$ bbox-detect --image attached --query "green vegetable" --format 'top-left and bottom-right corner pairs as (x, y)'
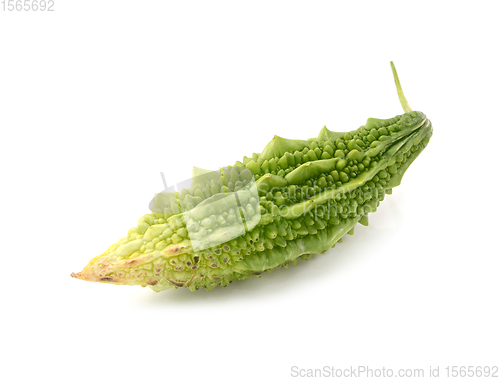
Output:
(71, 62), (432, 292)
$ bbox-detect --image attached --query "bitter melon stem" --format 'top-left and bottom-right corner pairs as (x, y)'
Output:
(390, 61), (412, 113)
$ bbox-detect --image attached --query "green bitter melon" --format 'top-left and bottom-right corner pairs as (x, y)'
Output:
(71, 62), (432, 292)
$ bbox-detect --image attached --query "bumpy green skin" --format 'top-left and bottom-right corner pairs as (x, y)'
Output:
(72, 110), (432, 292)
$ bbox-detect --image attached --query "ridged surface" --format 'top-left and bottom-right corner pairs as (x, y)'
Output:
(71, 110), (432, 292)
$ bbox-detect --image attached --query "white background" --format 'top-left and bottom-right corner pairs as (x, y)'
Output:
(1, 1), (499, 380)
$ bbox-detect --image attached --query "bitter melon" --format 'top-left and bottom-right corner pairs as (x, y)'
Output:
(71, 62), (432, 292)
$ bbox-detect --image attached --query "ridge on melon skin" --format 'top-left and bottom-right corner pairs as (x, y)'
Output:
(71, 62), (432, 292)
